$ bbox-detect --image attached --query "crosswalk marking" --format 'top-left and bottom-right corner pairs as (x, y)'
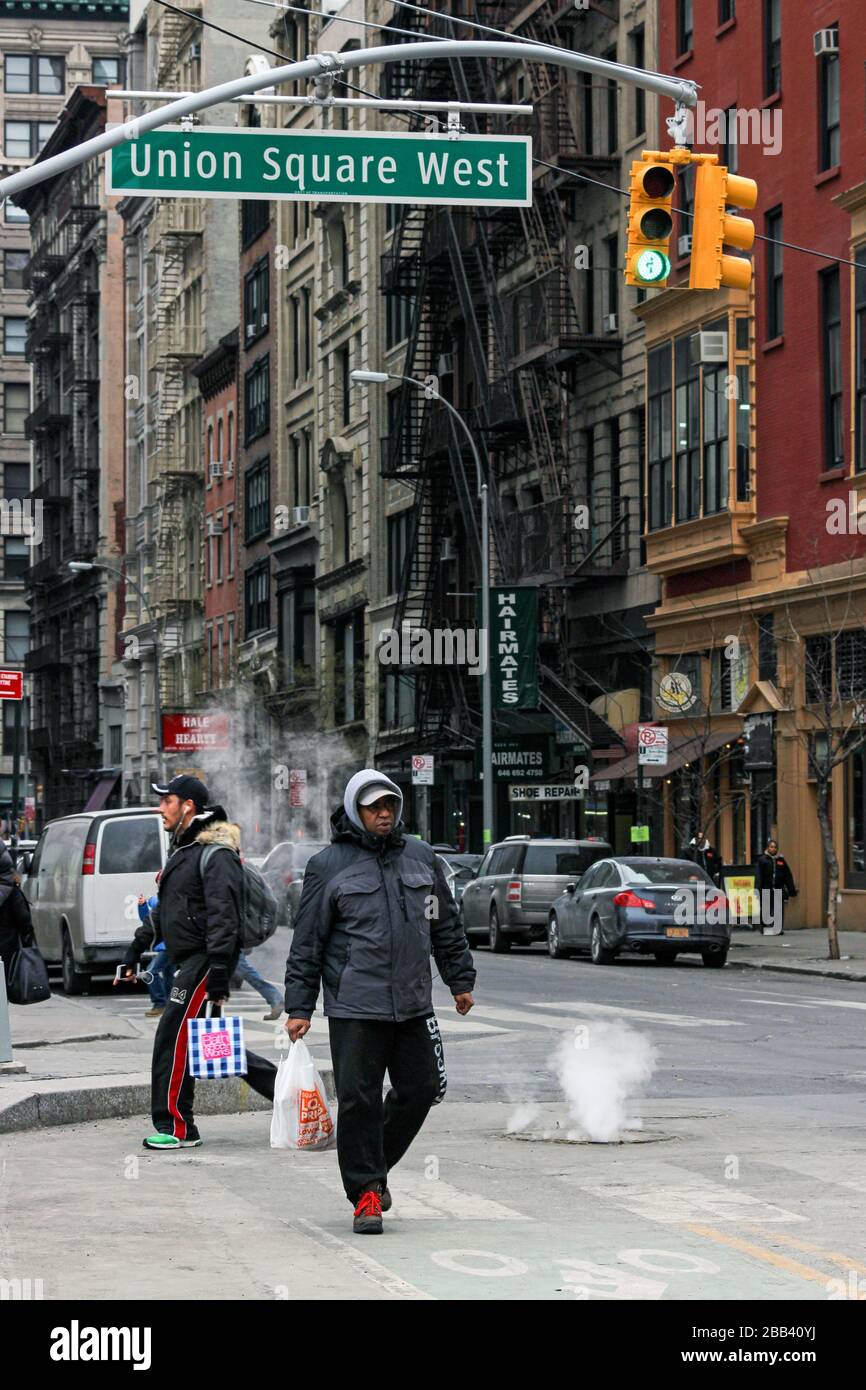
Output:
(484, 1000), (743, 1030)
(576, 1180), (806, 1225)
(305, 1167), (530, 1221)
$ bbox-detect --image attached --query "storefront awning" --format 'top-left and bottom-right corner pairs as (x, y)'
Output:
(591, 729), (735, 784)
(83, 772), (120, 812)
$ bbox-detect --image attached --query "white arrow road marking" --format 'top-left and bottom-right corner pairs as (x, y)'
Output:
(523, 1001), (743, 1029)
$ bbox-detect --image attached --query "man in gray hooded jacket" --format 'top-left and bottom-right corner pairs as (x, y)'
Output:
(284, 768), (476, 1234)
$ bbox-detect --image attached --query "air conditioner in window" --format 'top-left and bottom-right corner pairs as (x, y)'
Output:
(693, 330), (728, 364)
(225, 459), (234, 477)
(245, 323), (256, 340)
(602, 313), (618, 333)
(188, 41), (201, 60)
(440, 537), (456, 561)
(207, 517), (223, 537)
(814, 29), (839, 57)
(437, 352), (455, 376)
(261, 311), (268, 328)
(678, 234), (692, 257)
(292, 505), (310, 525)
(209, 459), (223, 480)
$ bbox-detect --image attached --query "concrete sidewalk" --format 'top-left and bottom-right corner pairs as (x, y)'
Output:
(0, 993), (321, 1135)
(729, 926), (866, 981)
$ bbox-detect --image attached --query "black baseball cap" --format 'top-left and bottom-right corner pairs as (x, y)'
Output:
(151, 775), (209, 810)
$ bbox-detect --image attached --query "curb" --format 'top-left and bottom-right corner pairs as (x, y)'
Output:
(0, 1065), (336, 1135)
(729, 958), (866, 983)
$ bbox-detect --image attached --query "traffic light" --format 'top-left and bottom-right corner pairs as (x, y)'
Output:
(689, 161), (759, 291)
(625, 154), (677, 288)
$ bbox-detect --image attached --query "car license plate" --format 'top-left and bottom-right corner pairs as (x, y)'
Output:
(666, 927), (689, 938)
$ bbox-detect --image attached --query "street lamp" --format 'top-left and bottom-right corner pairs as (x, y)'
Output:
(68, 560), (164, 782)
(351, 368), (494, 849)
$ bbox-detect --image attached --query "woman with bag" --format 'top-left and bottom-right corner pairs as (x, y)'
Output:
(0, 849), (50, 1004)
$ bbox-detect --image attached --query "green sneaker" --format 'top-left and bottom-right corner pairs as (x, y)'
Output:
(142, 1134), (202, 1151)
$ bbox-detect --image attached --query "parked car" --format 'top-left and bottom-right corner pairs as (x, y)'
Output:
(4, 838), (38, 878)
(23, 808), (169, 994)
(259, 839), (329, 927)
(460, 836), (612, 951)
(546, 856), (730, 967)
(435, 851), (482, 905)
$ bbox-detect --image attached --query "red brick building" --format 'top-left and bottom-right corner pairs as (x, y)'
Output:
(191, 328), (239, 694)
(642, 1), (866, 926)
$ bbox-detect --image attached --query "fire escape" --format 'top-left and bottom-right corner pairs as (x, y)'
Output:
(377, 2), (628, 764)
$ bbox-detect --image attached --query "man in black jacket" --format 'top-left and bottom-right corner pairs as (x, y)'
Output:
(755, 838), (797, 935)
(285, 768), (476, 1235)
(118, 776), (277, 1150)
(683, 829), (724, 887)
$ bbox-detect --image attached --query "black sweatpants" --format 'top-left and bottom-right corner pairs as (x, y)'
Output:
(151, 952), (277, 1141)
(328, 1013), (447, 1204)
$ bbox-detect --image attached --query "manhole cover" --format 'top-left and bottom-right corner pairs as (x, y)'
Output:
(504, 1127), (677, 1146)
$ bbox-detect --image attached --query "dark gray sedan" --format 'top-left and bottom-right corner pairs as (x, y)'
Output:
(546, 856), (730, 967)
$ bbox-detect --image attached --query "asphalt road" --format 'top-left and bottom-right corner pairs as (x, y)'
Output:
(4, 939), (866, 1300)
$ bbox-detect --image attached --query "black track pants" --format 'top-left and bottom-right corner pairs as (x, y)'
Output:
(327, 1013), (447, 1203)
(150, 952), (277, 1140)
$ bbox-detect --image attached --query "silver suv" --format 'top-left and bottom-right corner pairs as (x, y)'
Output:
(460, 836), (612, 952)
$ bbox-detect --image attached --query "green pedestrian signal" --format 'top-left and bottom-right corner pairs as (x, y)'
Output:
(632, 249), (671, 285)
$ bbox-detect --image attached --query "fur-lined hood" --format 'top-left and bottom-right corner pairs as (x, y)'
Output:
(196, 819), (241, 851)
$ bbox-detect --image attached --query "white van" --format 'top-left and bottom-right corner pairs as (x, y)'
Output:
(24, 808), (169, 994)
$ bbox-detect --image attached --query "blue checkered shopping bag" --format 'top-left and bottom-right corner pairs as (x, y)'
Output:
(187, 1003), (247, 1079)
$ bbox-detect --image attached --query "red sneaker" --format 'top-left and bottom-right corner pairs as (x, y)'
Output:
(353, 1188), (383, 1235)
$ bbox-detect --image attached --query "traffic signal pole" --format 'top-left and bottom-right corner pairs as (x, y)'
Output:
(0, 41), (697, 202)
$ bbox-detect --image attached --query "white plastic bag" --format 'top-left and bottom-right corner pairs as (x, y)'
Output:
(270, 1038), (336, 1150)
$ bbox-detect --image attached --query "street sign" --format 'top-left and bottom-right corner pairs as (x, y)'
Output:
(412, 754), (434, 785)
(509, 784), (585, 801)
(0, 671), (23, 700)
(474, 735), (550, 782)
(162, 712), (230, 752)
(630, 824), (650, 843)
(107, 127), (532, 207)
(289, 769), (307, 808)
(638, 724), (668, 766)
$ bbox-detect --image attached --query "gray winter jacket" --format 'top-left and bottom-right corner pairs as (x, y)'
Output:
(284, 774), (475, 1022)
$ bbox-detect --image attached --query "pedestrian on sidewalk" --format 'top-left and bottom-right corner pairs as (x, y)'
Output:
(231, 951), (284, 1021)
(284, 768), (476, 1235)
(755, 838), (798, 935)
(136, 893), (174, 1018)
(683, 827), (724, 887)
(116, 775), (278, 1150)
(0, 846), (33, 976)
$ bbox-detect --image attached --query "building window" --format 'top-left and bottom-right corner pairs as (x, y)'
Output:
(603, 234), (618, 319)
(4, 199), (27, 225)
(757, 614), (777, 682)
(857, 256), (866, 472)
(765, 207), (783, 339)
(604, 49), (618, 155)
(4, 383), (29, 433)
(581, 71), (594, 155)
(805, 634), (833, 705)
(677, 0), (693, 55)
(386, 287), (415, 350)
(337, 344), (351, 428)
(846, 747), (866, 888)
(227, 409), (235, 467)
(244, 456), (270, 541)
(703, 348), (729, 516)
(4, 611), (28, 663)
(387, 510), (417, 595)
(3, 318), (27, 355)
(226, 508), (235, 577)
(647, 344), (673, 530)
(4, 120), (55, 159)
(244, 561), (270, 635)
(244, 355), (269, 442)
(216, 418), (224, 466)
(329, 473), (351, 568)
(722, 106), (738, 172)
(736, 363), (752, 501)
(281, 576), (316, 688)
(4, 53), (64, 95)
(675, 332), (700, 522)
(4, 463), (28, 499)
(3, 250), (28, 290)
(92, 55), (125, 86)
(241, 199), (269, 248)
(822, 267), (843, 471)
(334, 608), (365, 725)
(2, 699), (26, 756)
(4, 538), (28, 580)
(764, 0), (781, 96)
(243, 256), (269, 344)
(380, 669), (416, 731)
(719, 0), (735, 22)
(303, 286), (312, 376)
(819, 29), (840, 171)
(630, 29), (645, 136)
(214, 515), (223, 583)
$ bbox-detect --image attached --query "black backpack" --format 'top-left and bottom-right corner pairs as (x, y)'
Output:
(199, 845), (278, 949)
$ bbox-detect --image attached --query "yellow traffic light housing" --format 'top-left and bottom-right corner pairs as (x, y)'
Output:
(625, 154), (677, 287)
(690, 162), (759, 291)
